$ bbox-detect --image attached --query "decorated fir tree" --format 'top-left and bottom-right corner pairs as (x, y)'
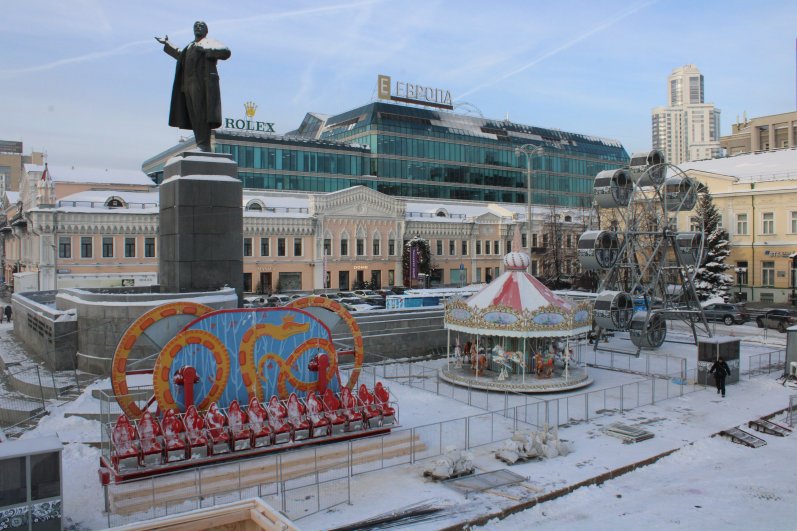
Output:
(692, 191), (732, 301)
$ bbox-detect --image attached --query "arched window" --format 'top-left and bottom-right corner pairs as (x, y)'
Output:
(435, 208), (449, 218)
(105, 196), (126, 209)
(246, 200), (265, 211)
(564, 215), (572, 222)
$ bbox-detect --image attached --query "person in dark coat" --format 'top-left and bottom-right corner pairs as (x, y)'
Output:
(156, 21), (231, 151)
(709, 357), (731, 397)
(3, 304), (11, 323)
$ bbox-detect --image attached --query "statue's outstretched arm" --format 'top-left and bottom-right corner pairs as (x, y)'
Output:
(155, 36), (180, 59)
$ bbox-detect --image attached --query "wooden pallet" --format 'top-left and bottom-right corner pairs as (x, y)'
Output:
(495, 453), (541, 465)
(603, 423), (654, 444)
(423, 468), (474, 481)
(720, 427), (767, 448)
(748, 418), (792, 437)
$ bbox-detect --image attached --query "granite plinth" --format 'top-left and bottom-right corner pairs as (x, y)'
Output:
(159, 151), (243, 301)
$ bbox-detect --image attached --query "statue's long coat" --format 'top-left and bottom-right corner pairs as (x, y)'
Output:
(163, 38), (230, 130)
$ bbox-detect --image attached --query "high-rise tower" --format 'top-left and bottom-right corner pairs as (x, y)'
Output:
(652, 65), (721, 164)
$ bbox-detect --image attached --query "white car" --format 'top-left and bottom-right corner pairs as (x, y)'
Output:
(340, 297), (376, 312)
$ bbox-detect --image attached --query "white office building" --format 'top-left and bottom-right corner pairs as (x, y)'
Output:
(651, 65), (721, 165)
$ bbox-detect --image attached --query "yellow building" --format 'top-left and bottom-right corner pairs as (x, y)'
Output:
(678, 149), (797, 303)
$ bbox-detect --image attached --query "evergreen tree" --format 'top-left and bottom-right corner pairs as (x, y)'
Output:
(692, 191), (732, 301)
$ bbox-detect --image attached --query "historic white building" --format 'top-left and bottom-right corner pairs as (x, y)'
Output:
(1, 165), (590, 293)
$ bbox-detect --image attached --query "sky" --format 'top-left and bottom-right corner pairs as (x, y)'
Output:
(2, 0), (797, 171)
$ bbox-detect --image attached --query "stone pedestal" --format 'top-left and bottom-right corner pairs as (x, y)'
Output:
(697, 337), (740, 387)
(159, 151), (243, 301)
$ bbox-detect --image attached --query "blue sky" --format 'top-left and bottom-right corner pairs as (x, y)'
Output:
(2, 0), (796, 170)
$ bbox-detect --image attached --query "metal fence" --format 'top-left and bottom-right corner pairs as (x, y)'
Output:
(104, 445), (350, 527)
(0, 364), (83, 433)
(746, 349), (786, 377)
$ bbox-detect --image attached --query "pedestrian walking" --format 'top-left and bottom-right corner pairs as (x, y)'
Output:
(709, 357), (731, 397)
(4, 304), (11, 323)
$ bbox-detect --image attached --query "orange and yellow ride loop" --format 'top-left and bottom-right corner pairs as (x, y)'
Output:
(286, 296), (364, 390)
(111, 301), (214, 419)
(252, 337), (337, 400)
(151, 329), (230, 413)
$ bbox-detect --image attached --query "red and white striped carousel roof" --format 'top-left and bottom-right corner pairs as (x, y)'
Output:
(466, 269), (573, 313)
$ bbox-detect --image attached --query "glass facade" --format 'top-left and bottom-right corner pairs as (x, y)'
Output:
(143, 101), (629, 207)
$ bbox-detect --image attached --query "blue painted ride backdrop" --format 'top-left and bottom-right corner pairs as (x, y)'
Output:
(166, 308), (339, 410)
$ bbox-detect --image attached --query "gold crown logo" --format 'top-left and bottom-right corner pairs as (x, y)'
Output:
(244, 101), (257, 118)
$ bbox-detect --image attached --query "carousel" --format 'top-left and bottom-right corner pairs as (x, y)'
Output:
(441, 234), (594, 393)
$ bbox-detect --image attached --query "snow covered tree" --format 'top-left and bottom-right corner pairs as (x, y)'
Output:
(691, 191), (732, 301)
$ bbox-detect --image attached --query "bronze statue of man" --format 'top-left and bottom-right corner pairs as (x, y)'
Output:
(156, 21), (231, 152)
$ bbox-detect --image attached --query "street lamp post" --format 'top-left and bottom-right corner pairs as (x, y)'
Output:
(515, 143), (559, 274)
(735, 266), (747, 302)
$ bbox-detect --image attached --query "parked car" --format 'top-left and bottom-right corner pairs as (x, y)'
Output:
(266, 295), (292, 307)
(701, 303), (749, 325)
(319, 292), (343, 300)
(353, 290), (379, 298)
(339, 297), (376, 312)
(243, 296), (268, 308)
(756, 309), (797, 332)
(375, 289), (395, 299)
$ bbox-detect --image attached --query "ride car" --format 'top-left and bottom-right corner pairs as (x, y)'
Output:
(701, 303), (749, 325)
(756, 309), (797, 332)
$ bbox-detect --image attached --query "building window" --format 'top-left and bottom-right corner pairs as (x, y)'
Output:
(373, 239), (380, 256)
(485, 241), (491, 255)
(102, 237), (114, 258)
(294, 238), (302, 256)
(521, 233), (527, 248)
(736, 213), (748, 235)
(243, 237), (253, 257)
(144, 237), (155, 257)
(124, 237), (136, 258)
(341, 238), (349, 256)
(791, 212), (797, 233)
(436, 240), (443, 255)
(476, 241), (482, 255)
(58, 237), (71, 258)
(506, 240), (511, 253)
(762, 212), (774, 235)
(388, 270), (395, 286)
(356, 238), (365, 256)
(388, 239), (395, 256)
(261, 237), (270, 256)
(476, 267), (482, 282)
(532, 234), (538, 248)
(449, 240), (455, 255)
(324, 238), (331, 256)
(543, 234), (549, 247)
(243, 272), (252, 292)
(762, 261), (775, 287)
(494, 240), (499, 254)
(277, 238), (286, 256)
(81, 237), (93, 258)
(461, 240), (468, 255)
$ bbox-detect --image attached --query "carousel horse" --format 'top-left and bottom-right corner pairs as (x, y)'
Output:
(471, 346), (488, 375)
(492, 346), (511, 381)
(453, 345), (463, 369)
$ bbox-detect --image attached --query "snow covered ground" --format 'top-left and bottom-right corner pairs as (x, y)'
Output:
(2, 318), (796, 530)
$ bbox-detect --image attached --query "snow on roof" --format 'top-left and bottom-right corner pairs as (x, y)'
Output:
(5, 191), (20, 204)
(675, 149), (797, 181)
(56, 190), (159, 213)
(45, 165), (154, 186)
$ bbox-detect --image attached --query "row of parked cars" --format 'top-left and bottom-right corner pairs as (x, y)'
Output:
(244, 289), (399, 313)
(698, 303), (797, 332)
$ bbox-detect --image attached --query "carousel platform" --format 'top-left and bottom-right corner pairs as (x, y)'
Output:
(439, 364), (593, 394)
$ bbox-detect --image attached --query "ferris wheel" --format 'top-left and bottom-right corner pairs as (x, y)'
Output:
(578, 150), (711, 351)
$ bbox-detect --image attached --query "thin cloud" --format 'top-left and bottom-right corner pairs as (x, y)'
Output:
(456, 0), (658, 100)
(0, 0), (383, 79)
